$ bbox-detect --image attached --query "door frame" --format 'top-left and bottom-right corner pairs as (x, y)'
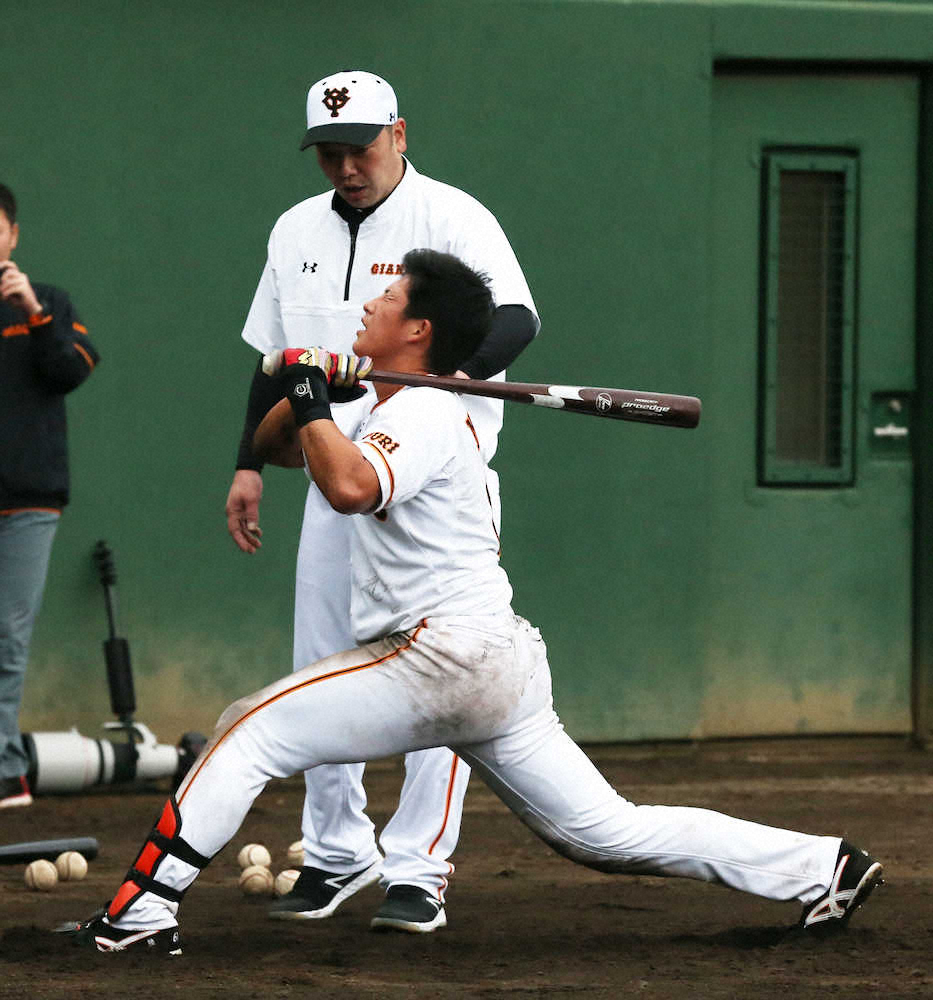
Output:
(714, 59), (933, 747)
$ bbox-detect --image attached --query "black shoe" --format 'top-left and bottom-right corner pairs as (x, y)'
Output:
(370, 884), (447, 934)
(799, 840), (884, 933)
(59, 907), (182, 955)
(0, 774), (32, 809)
(268, 860), (381, 920)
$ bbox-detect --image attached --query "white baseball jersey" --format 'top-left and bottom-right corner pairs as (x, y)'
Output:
(241, 158), (538, 458)
(351, 387), (513, 642)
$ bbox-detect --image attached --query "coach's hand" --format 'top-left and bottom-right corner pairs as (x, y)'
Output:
(225, 470), (263, 554)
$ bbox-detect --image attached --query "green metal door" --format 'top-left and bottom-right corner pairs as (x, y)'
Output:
(703, 73), (917, 735)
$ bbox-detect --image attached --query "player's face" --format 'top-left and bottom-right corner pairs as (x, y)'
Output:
(354, 276), (419, 363)
(315, 120), (407, 209)
(0, 212), (18, 262)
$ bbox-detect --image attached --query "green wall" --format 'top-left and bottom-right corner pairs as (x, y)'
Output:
(3, 0), (933, 744)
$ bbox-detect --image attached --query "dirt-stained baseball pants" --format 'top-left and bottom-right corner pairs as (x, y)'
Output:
(115, 615), (840, 930)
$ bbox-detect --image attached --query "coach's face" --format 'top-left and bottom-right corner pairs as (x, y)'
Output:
(355, 276), (424, 364)
(315, 120), (407, 209)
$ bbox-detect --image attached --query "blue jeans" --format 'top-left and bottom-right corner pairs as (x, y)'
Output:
(0, 510), (59, 779)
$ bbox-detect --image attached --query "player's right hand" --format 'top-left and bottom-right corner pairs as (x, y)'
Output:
(225, 469), (263, 554)
(330, 350), (374, 391)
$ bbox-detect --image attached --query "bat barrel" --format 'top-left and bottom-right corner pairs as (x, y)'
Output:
(575, 387), (702, 428)
(369, 371), (701, 429)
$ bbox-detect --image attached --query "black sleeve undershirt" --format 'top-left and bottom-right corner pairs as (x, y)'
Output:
(235, 359), (285, 472)
(459, 304), (538, 381)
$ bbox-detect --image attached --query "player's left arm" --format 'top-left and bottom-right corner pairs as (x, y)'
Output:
(281, 356), (380, 514)
(298, 420), (380, 515)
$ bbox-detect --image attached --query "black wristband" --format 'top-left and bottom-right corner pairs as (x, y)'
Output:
(283, 366), (333, 427)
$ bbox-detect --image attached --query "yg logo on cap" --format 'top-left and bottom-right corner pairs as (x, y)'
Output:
(323, 87), (350, 118)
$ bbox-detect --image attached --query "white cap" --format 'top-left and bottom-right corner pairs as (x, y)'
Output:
(301, 70), (398, 149)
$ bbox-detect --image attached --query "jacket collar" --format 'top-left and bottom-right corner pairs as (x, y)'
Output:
(330, 157), (417, 230)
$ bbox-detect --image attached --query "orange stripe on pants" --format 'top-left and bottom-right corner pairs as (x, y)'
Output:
(178, 625), (425, 804)
(428, 755), (460, 855)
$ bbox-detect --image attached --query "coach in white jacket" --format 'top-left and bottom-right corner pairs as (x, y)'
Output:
(224, 70), (538, 932)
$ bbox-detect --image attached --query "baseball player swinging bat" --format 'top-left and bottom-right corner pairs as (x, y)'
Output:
(256, 350), (700, 469)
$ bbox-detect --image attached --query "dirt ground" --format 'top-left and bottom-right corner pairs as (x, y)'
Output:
(1, 736), (931, 999)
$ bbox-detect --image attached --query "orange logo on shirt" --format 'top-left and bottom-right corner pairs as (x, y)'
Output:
(370, 262), (404, 275)
(363, 431), (400, 454)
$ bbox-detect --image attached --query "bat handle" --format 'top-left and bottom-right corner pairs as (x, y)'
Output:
(262, 351), (283, 376)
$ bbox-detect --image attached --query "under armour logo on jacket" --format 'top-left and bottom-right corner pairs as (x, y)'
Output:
(303, 262), (318, 273)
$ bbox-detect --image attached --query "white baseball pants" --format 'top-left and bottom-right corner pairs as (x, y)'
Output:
(294, 472), (469, 896)
(120, 615), (840, 930)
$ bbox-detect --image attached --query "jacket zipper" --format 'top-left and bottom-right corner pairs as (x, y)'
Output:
(344, 219), (361, 301)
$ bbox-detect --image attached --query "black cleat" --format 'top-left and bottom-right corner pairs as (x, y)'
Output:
(59, 907), (182, 955)
(268, 860), (381, 920)
(370, 884), (447, 934)
(799, 840), (884, 933)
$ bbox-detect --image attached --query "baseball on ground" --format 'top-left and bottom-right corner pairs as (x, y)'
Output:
(274, 868), (301, 897)
(55, 851), (89, 881)
(237, 843), (272, 869)
(238, 864), (274, 896)
(24, 859), (59, 891)
(286, 840), (303, 866)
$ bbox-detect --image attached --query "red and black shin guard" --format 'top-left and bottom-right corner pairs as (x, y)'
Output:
(107, 796), (211, 921)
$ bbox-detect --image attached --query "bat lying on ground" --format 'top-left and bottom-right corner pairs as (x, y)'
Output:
(0, 837), (99, 865)
(255, 358), (702, 467)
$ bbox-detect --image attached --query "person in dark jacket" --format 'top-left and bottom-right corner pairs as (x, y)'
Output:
(0, 183), (99, 808)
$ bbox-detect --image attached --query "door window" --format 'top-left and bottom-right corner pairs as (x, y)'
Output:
(759, 150), (858, 485)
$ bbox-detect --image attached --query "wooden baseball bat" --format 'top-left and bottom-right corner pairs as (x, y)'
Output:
(260, 353), (701, 428)
(0, 836), (99, 865)
(254, 355), (701, 466)
(367, 370), (701, 429)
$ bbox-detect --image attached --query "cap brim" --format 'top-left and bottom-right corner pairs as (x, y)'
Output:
(300, 122), (385, 150)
